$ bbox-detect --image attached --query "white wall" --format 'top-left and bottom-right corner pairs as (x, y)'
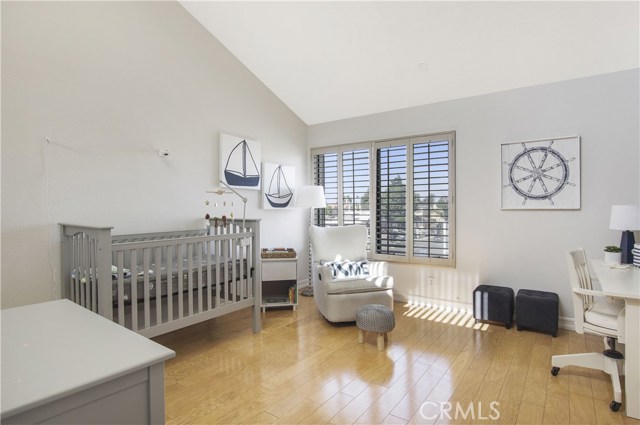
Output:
(1, 1), (309, 308)
(3, 2), (638, 320)
(308, 69), (640, 321)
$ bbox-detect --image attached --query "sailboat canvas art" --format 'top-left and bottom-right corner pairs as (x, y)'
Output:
(220, 133), (261, 190)
(262, 163), (295, 210)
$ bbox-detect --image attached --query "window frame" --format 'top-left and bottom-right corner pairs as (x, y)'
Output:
(310, 131), (456, 267)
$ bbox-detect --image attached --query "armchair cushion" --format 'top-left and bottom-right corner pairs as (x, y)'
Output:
(585, 301), (624, 330)
(322, 274), (394, 295)
(322, 260), (369, 277)
(317, 261), (394, 295)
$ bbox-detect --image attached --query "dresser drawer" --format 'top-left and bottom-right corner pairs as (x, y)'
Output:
(262, 260), (296, 281)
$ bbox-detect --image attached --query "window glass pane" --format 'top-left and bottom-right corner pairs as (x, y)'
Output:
(413, 140), (450, 259)
(376, 145), (407, 257)
(312, 152), (338, 226)
(342, 149), (370, 227)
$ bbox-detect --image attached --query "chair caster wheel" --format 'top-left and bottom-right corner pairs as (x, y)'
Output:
(550, 367), (560, 376)
(609, 401), (621, 412)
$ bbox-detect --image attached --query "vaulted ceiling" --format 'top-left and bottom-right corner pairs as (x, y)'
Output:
(181, 1), (639, 125)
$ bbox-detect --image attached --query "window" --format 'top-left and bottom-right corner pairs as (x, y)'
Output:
(311, 132), (455, 266)
(312, 144), (371, 230)
(312, 151), (339, 226)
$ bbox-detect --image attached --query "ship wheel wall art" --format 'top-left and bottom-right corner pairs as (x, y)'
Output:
(501, 136), (580, 210)
(220, 133), (261, 190)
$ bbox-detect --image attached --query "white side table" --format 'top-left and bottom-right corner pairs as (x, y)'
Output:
(261, 257), (298, 312)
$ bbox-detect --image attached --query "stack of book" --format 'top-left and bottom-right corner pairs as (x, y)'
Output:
(633, 243), (640, 268)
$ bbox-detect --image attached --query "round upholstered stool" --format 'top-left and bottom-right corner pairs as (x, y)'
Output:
(356, 304), (395, 350)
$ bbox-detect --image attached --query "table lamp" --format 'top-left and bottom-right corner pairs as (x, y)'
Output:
(294, 185), (327, 297)
(609, 205), (640, 264)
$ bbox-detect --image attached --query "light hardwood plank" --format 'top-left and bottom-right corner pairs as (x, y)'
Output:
(516, 401), (545, 424)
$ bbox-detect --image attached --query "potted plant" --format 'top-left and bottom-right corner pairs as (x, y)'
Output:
(604, 245), (622, 265)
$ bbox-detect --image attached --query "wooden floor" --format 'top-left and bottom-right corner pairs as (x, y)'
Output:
(153, 297), (638, 425)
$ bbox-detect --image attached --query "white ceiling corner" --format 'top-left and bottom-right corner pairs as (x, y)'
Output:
(180, 1), (640, 125)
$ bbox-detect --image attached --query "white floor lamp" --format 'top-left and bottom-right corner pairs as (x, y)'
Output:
(294, 185), (326, 297)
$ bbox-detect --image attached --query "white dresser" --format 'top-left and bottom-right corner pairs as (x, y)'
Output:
(1, 299), (175, 424)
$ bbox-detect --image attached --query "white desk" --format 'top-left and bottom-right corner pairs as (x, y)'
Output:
(592, 261), (640, 419)
(1, 300), (175, 424)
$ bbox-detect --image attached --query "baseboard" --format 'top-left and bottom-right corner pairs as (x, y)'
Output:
(394, 291), (577, 331)
(298, 278), (310, 288)
(393, 291), (472, 312)
(304, 286), (577, 332)
(558, 316), (575, 331)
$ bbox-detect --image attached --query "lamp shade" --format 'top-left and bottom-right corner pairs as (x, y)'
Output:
(609, 205), (640, 231)
(294, 185), (326, 209)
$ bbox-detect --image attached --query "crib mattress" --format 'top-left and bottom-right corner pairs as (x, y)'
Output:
(71, 257), (249, 304)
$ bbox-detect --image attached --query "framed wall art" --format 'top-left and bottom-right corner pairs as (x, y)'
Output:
(219, 133), (261, 190)
(501, 136), (580, 210)
(262, 162), (295, 209)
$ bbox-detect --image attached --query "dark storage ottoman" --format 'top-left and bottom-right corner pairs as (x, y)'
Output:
(516, 289), (559, 337)
(473, 284), (514, 329)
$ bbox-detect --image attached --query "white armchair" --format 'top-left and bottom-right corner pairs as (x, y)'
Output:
(309, 225), (394, 322)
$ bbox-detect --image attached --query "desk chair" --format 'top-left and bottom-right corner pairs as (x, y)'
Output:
(551, 248), (626, 412)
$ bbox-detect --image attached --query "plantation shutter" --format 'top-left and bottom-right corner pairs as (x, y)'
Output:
(375, 144), (408, 257)
(341, 149), (370, 227)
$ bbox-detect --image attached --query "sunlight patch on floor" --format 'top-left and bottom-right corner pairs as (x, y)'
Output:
(402, 302), (489, 331)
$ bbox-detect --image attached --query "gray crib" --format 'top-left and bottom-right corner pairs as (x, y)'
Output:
(60, 220), (261, 338)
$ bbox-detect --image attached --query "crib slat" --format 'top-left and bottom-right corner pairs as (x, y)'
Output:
(144, 249), (151, 329)
(206, 241), (212, 311)
(229, 227), (234, 302)
(215, 239), (221, 307)
(155, 246), (162, 326)
(239, 238), (246, 300)
(71, 235), (78, 305)
(188, 245), (194, 316)
(71, 236), (77, 305)
(117, 251), (125, 325)
(167, 246), (173, 323)
(89, 239), (96, 311)
(80, 234), (86, 305)
(197, 242), (203, 314)
(86, 237), (90, 310)
(74, 235), (81, 305)
(89, 235), (96, 310)
(86, 235), (92, 309)
(247, 234), (253, 300)
(219, 227), (225, 302)
(231, 229), (238, 301)
(130, 250), (138, 332)
(177, 244), (184, 319)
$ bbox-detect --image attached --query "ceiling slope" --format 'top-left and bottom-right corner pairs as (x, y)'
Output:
(181, 1), (639, 125)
